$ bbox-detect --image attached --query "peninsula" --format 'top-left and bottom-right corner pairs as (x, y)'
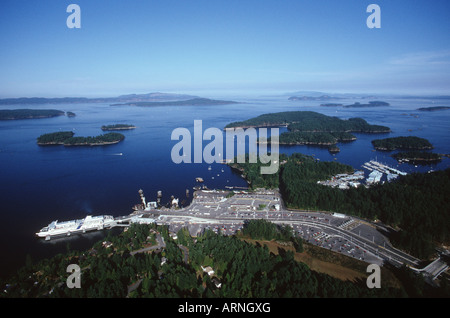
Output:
(37, 131), (125, 146)
(371, 136), (433, 151)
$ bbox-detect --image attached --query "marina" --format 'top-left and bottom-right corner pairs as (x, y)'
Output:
(317, 160), (408, 189)
(362, 160), (407, 185)
(2, 96), (449, 281)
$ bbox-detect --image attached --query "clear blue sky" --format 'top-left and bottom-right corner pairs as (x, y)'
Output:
(1, 0), (450, 97)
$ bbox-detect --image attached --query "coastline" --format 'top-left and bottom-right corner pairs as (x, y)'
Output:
(38, 140), (123, 147)
(101, 127), (136, 131)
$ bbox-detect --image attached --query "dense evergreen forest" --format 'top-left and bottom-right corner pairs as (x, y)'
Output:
(37, 131), (125, 146)
(37, 131), (75, 144)
(0, 109), (65, 120)
(230, 153), (450, 259)
(372, 136), (433, 151)
(5, 222), (447, 298)
(64, 133), (125, 145)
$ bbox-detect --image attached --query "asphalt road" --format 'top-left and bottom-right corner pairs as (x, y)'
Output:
(130, 189), (425, 269)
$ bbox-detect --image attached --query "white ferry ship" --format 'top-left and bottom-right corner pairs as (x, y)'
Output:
(36, 215), (116, 240)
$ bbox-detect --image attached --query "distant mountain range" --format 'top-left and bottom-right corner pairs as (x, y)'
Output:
(0, 92), (202, 105)
(288, 95), (344, 101)
(285, 91), (450, 100)
(111, 98), (239, 107)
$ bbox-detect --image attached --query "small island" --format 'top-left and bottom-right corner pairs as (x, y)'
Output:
(111, 98), (238, 107)
(372, 136), (433, 151)
(66, 111), (76, 117)
(343, 101), (390, 108)
(226, 111), (390, 150)
(0, 109), (65, 120)
(101, 124), (136, 131)
(392, 151), (442, 164)
(417, 106), (450, 112)
(37, 131), (125, 146)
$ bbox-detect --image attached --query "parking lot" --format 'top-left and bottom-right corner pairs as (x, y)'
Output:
(292, 223), (382, 265)
(140, 189), (413, 267)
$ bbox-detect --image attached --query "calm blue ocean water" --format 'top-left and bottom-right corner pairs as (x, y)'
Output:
(0, 96), (449, 278)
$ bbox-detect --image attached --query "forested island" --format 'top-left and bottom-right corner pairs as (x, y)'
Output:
(37, 131), (125, 146)
(274, 131), (356, 146)
(288, 95), (342, 101)
(372, 136), (433, 151)
(320, 103), (343, 107)
(343, 101), (390, 108)
(417, 106), (450, 112)
(0, 109), (65, 120)
(101, 124), (136, 131)
(4, 220), (446, 298)
(229, 153), (450, 259)
(226, 111), (390, 148)
(392, 151), (442, 164)
(0, 92), (200, 105)
(111, 98), (238, 107)
(328, 145), (340, 154)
